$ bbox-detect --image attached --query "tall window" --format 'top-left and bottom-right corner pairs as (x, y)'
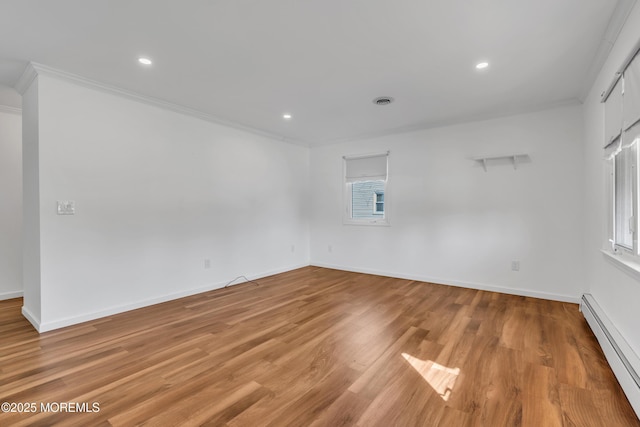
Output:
(343, 152), (389, 225)
(605, 51), (640, 255)
(613, 143), (636, 250)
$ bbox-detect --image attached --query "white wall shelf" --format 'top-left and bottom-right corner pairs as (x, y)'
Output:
(473, 154), (530, 171)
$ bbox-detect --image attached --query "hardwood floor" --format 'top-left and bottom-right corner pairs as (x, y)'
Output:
(1, 266), (638, 426)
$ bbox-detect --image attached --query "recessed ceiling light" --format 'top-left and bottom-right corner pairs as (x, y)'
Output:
(283, 114), (292, 119)
(138, 57), (152, 66)
(476, 61), (489, 70)
(373, 96), (394, 106)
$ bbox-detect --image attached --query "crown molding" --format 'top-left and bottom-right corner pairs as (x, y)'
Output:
(12, 63), (584, 149)
(15, 62), (310, 147)
(0, 105), (22, 115)
(15, 62), (38, 95)
(314, 99), (582, 147)
(579, 0), (637, 101)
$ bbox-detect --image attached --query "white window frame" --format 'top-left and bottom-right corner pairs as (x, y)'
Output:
(605, 66), (640, 263)
(609, 137), (639, 255)
(601, 42), (640, 276)
(373, 191), (384, 214)
(343, 152), (390, 226)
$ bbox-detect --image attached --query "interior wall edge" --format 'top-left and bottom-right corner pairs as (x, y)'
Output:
(0, 104), (21, 115)
(310, 262), (581, 304)
(34, 263), (310, 333)
(0, 290), (24, 301)
(23, 62), (308, 147)
(21, 304), (41, 332)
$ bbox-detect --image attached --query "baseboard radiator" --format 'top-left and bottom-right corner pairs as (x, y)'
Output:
(581, 294), (640, 418)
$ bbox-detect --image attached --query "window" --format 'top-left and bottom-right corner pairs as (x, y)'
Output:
(611, 139), (637, 251)
(343, 152), (389, 225)
(351, 180), (385, 218)
(374, 191), (384, 214)
(605, 51), (640, 256)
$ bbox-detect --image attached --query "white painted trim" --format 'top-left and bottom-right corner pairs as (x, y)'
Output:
(342, 219), (391, 227)
(580, 0), (637, 101)
(14, 62), (37, 95)
(0, 105), (21, 115)
(34, 263), (309, 333)
(310, 262), (581, 304)
(581, 294), (640, 418)
(315, 99), (583, 147)
(0, 290), (23, 301)
(14, 62), (309, 147)
(602, 249), (640, 281)
(343, 153), (391, 227)
(13, 63), (587, 149)
(604, 0), (637, 52)
(21, 305), (41, 332)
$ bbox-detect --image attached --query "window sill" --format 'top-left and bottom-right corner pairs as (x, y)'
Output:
(601, 249), (640, 281)
(343, 219), (390, 227)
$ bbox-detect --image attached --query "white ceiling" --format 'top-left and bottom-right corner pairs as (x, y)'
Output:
(0, 0), (628, 145)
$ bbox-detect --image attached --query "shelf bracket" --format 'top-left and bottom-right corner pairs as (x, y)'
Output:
(473, 153), (529, 172)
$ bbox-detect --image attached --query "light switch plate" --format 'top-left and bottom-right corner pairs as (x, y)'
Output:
(57, 201), (75, 215)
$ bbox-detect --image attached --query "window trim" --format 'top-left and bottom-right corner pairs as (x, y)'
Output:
(343, 152), (390, 226)
(611, 139), (638, 254)
(602, 40), (640, 276)
(373, 191), (384, 214)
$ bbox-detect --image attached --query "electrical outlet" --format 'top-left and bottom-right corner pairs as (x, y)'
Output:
(57, 200), (75, 215)
(328, 245), (333, 253)
(511, 261), (520, 271)
(204, 259), (211, 269)
(291, 245), (295, 253)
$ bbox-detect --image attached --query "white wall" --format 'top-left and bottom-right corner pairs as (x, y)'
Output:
(22, 80), (41, 323)
(310, 104), (585, 302)
(0, 109), (22, 300)
(22, 72), (310, 331)
(583, 2), (640, 359)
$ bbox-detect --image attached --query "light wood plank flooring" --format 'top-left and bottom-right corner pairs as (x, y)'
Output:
(1, 266), (638, 426)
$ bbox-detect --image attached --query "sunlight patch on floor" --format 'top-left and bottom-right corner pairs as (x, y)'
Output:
(402, 353), (460, 401)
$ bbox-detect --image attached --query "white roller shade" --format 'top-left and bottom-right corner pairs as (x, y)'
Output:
(345, 152), (388, 183)
(605, 77), (623, 146)
(624, 120), (640, 150)
(614, 141), (637, 250)
(605, 136), (622, 160)
(624, 53), (640, 131)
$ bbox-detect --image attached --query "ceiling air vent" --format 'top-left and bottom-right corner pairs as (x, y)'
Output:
(372, 96), (394, 106)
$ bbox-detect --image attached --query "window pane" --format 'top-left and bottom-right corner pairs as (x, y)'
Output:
(351, 180), (385, 218)
(615, 145), (635, 249)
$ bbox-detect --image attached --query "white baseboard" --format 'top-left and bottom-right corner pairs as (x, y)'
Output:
(0, 105), (21, 115)
(21, 305), (41, 331)
(0, 290), (24, 301)
(581, 294), (640, 419)
(27, 261), (580, 333)
(310, 262), (580, 303)
(35, 263), (309, 333)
